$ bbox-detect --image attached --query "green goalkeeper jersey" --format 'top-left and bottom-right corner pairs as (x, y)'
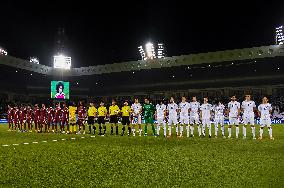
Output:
(143, 103), (155, 119)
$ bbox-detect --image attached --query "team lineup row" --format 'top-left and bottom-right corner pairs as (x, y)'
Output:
(6, 95), (274, 140)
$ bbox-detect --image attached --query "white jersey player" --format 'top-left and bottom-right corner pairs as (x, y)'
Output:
(200, 97), (213, 138)
(156, 100), (167, 137)
(131, 98), (142, 136)
(167, 97), (179, 137)
(241, 95), (256, 139)
(189, 96), (200, 137)
(213, 101), (225, 138)
(258, 97), (274, 140)
(227, 95), (240, 138)
(179, 97), (190, 137)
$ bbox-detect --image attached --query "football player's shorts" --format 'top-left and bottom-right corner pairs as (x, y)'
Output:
(243, 114), (255, 125)
(98, 116), (105, 125)
(229, 116), (239, 126)
(122, 116), (130, 126)
(260, 118), (271, 127)
(168, 116), (178, 125)
(88, 116), (95, 125)
(180, 115), (189, 125)
(190, 114), (200, 125)
(132, 115), (142, 125)
(214, 115), (224, 125)
(202, 118), (211, 127)
(144, 117), (154, 124)
(109, 115), (118, 124)
(69, 117), (76, 125)
(156, 117), (165, 125)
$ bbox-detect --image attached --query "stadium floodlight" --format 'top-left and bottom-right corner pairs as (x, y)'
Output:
(138, 46), (146, 60)
(276, 26), (284, 45)
(157, 43), (165, 58)
(138, 42), (165, 60)
(53, 54), (71, 69)
(145, 42), (156, 59)
(30, 57), (39, 64)
(0, 48), (8, 56)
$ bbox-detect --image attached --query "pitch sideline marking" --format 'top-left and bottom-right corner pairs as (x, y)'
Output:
(2, 135), (96, 148)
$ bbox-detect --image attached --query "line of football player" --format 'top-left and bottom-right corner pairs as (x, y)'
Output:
(6, 95), (274, 140)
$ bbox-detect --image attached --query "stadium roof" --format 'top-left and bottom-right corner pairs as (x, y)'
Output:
(0, 45), (283, 76)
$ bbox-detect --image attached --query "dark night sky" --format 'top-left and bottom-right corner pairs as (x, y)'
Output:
(1, 1), (283, 67)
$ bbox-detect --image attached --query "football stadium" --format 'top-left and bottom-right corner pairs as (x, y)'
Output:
(1, 2), (284, 188)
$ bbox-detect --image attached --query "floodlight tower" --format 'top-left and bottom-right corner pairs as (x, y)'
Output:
(276, 26), (284, 45)
(54, 28), (71, 81)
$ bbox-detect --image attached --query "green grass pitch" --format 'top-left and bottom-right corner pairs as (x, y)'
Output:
(0, 123), (283, 187)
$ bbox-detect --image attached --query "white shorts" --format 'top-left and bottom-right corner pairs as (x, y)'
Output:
(168, 116), (178, 125)
(229, 117), (239, 126)
(260, 118), (271, 127)
(214, 116), (224, 125)
(180, 115), (189, 125)
(132, 115), (142, 125)
(243, 115), (255, 125)
(190, 114), (200, 124)
(156, 118), (165, 126)
(202, 119), (211, 127)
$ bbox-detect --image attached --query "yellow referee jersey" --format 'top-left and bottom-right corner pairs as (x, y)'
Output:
(109, 105), (120, 116)
(98, 106), (107, 117)
(69, 106), (77, 119)
(121, 106), (131, 116)
(88, 106), (97, 117)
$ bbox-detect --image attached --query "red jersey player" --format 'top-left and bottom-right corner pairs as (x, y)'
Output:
(61, 102), (69, 134)
(47, 105), (54, 132)
(40, 104), (47, 132)
(53, 103), (61, 133)
(7, 105), (13, 131)
(34, 104), (40, 132)
(19, 106), (26, 132)
(77, 101), (86, 134)
(26, 105), (33, 132)
(13, 106), (20, 131)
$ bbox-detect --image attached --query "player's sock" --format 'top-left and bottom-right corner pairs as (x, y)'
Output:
(228, 127), (232, 137)
(236, 126), (239, 138)
(99, 125), (102, 134)
(93, 126), (96, 134)
(251, 127), (255, 138)
(122, 126), (125, 135)
(268, 127), (273, 138)
(89, 126), (91, 134)
(103, 126), (106, 134)
(198, 125), (201, 136)
(186, 126), (189, 137)
(260, 128), (263, 137)
(190, 125), (194, 135)
(115, 125), (118, 135)
(156, 125), (160, 135)
(221, 125), (225, 136)
(163, 124), (167, 137)
(168, 125), (172, 136)
(139, 128), (142, 136)
(175, 125), (178, 135)
(215, 124), (218, 136)
(151, 124), (156, 135)
(128, 127), (131, 135)
(208, 125), (211, 137)
(243, 126), (246, 138)
(202, 125), (205, 136)
(144, 125), (147, 134)
(180, 125), (183, 136)
(111, 126), (113, 134)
